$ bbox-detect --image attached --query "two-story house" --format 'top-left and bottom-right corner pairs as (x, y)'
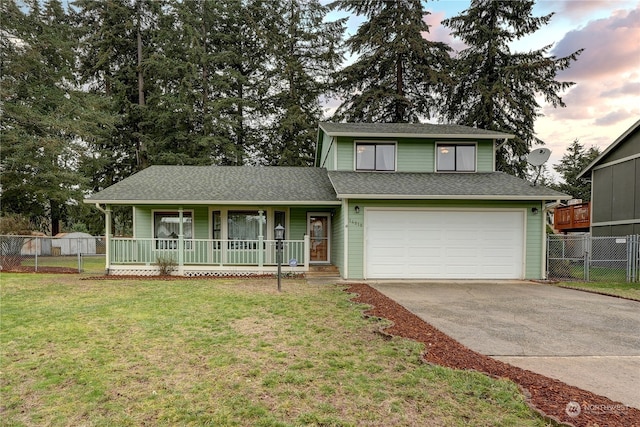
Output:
(85, 122), (568, 279)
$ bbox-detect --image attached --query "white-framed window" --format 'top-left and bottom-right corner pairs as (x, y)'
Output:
(228, 210), (265, 241)
(355, 142), (396, 171)
(210, 208), (289, 242)
(153, 211), (193, 249)
(436, 144), (476, 172)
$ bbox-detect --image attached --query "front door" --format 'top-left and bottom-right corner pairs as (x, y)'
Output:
(308, 213), (330, 263)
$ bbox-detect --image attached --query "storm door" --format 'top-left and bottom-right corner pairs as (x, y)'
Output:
(308, 213), (330, 263)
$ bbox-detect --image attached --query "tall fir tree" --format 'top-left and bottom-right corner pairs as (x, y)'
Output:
(553, 140), (600, 201)
(260, 0), (345, 166)
(73, 0), (162, 179)
(212, 0), (276, 165)
(1, 0), (113, 234)
(442, 0), (582, 178)
(141, 0), (222, 165)
(329, 0), (451, 123)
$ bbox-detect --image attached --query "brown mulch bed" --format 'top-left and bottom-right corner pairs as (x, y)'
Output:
(345, 283), (640, 427)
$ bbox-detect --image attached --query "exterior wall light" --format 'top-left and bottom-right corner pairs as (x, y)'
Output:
(275, 224), (285, 241)
(355, 206), (360, 214)
(531, 207), (539, 215)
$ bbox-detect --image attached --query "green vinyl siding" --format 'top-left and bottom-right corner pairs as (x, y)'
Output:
(525, 201), (544, 279)
(336, 137), (354, 170)
(477, 141), (494, 172)
(335, 137), (497, 172)
(397, 138), (431, 172)
(289, 208), (309, 240)
(345, 199), (543, 280)
(331, 204), (344, 273)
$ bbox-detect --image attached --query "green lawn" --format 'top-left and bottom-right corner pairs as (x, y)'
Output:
(0, 274), (553, 426)
(554, 280), (640, 301)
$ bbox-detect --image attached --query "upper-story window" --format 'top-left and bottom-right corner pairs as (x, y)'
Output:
(356, 142), (396, 171)
(437, 144), (476, 172)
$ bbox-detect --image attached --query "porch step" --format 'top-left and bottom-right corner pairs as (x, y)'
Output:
(305, 264), (340, 278)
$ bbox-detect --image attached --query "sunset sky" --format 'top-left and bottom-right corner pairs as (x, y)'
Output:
(327, 0), (640, 179)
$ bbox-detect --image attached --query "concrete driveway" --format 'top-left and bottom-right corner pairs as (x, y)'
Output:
(368, 281), (640, 409)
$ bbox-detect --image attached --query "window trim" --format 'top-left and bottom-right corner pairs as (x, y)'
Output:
(435, 142), (478, 173)
(354, 141), (397, 172)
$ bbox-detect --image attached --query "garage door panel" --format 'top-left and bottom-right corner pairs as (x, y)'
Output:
(365, 210), (524, 279)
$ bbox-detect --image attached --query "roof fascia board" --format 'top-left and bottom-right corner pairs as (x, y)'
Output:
(84, 199), (342, 206)
(323, 131), (514, 140)
(590, 152), (640, 172)
(317, 122), (514, 139)
(591, 218), (640, 227)
(334, 194), (569, 201)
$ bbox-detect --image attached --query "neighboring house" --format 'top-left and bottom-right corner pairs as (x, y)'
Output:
(84, 122), (568, 279)
(577, 119), (640, 237)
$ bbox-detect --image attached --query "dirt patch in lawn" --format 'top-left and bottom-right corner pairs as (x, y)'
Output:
(345, 283), (640, 427)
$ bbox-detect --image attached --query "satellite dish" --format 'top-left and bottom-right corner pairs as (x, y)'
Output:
(526, 148), (551, 167)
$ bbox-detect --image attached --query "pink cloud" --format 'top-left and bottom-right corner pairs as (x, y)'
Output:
(542, 84), (598, 119)
(601, 81), (640, 97)
(422, 10), (467, 53)
(552, 7), (640, 80)
(538, 0), (617, 20)
(594, 109), (639, 126)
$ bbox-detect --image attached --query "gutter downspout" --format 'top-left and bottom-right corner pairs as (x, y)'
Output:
(95, 203), (112, 274)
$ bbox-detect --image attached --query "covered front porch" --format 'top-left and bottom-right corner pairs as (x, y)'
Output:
(106, 235), (310, 276)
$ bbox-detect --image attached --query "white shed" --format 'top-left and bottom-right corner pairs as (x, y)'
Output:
(52, 232), (97, 255)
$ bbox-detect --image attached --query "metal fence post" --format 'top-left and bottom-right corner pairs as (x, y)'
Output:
(77, 237), (81, 273)
(630, 234), (640, 283)
(584, 234), (589, 281)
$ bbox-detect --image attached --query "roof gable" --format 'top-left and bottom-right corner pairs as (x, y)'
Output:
(578, 118), (640, 179)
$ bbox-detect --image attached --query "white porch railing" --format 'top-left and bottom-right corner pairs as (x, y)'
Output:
(110, 237), (309, 268)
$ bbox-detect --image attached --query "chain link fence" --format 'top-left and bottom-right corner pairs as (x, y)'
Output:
(0, 235), (106, 275)
(547, 234), (640, 282)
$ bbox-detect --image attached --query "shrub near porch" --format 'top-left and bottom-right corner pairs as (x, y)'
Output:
(1, 275), (550, 426)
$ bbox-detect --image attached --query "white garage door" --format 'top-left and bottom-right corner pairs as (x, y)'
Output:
(365, 210), (524, 279)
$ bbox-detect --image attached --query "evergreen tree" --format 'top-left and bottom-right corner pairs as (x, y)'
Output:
(330, 0), (451, 123)
(553, 140), (600, 201)
(442, 0), (582, 177)
(73, 0), (162, 178)
(141, 0), (221, 166)
(260, 0), (345, 166)
(212, 0), (276, 165)
(1, 0), (112, 234)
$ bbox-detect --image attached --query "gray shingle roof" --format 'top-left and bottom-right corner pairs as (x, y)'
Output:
(85, 166), (340, 204)
(85, 166), (569, 205)
(318, 122), (514, 139)
(327, 171), (569, 200)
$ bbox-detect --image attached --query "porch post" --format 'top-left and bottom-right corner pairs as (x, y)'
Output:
(258, 210), (264, 268)
(303, 234), (310, 272)
(105, 206), (112, 274)
(178, 207), (184, 274)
